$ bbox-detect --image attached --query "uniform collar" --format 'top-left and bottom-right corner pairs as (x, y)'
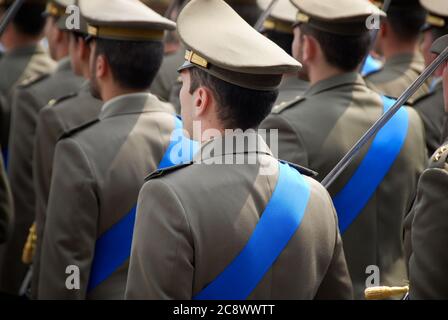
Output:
(280, 75), (309, 91)
(384, 51), (423, 68)
(99, 92), (166, 120)
(56, 57), (72, 72)
(305, 72), (364, 97)
(193, 131), (274, 163)
(430, 77), (443, 93)
(79, 80), (91, 93)
(6, 43), (39, 57)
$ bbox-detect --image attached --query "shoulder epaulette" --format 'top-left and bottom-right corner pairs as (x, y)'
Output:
(272, 95), (306, 114)
(19, 73), (50, 88)
(281, 160), (318, 178)
(58, 118), (100, 141)
(48, 92), (78, 107)
(430, 144), (448, 168)
(145, 162), (194, 181)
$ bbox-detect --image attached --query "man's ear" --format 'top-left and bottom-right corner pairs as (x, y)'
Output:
(302, 34), (317, 63)
(80, 39), (91, 62)
(95, 54), (108, 79)
(193, 86), (212, 117)
(379, 21), (388, 39)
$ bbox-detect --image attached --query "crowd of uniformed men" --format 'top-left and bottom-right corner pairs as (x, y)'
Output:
(0, 0), (447, 300)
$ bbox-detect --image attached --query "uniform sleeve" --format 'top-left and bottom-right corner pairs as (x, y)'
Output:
(38, 138), (98, 300)
(0, 154), (12, 244)
(409, 167), (448, 300)
(2, 87), (40, 294)
(32, 105), (63, 298)
(259, 113), (309, 167)
(315, 192), (354, 300)
(125, 179), (194, 300)
(0, 92), (11, 149)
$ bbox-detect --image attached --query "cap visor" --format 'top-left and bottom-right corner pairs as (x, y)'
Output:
(177, 61), (195, 73)
(431, 34), (448, 54)
(421, 23), (433, 32)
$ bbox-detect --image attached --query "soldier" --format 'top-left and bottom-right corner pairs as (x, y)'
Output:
(0, 154), (12, 244)
(365, 0), (430, 104)
(31, 3), (103, 298)
(125, 0), (353, 300)
(0, 0), (55, 161)
(259, 0), (427, 299)
(150, 0), (185, 109)
(404, 34), (448, 299)
(258, 0), (309, 104)
(0, 0), (83, 296)
(413, 0), (448, 156)
(38, 0), (191, 299)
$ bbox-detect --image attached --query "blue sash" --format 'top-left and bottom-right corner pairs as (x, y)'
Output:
(333, 96), (409, 233)
(87, 116), (198, 292)
(361, 55), (382, 77)
(194, 162), (311, 300)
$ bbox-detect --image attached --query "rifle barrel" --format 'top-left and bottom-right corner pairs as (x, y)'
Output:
(0, 0), (26, 37)
(254, 0), (280, 32)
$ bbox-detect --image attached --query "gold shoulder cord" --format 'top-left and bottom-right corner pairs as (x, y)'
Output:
(22, 223), (37, 265)
(365, 286), (409, 300)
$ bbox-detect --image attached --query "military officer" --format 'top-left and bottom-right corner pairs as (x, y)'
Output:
(0, 154), (12, 244)
(0, 0), (83, 296)
(258, 0), (309, 104)
(259, 0), (427, 299)
(38, 0), (185, 299)
(125, 0), (353, 300)
(0, 0), (56, 159)
(404, 34), (448, 299)
(31, 3), (103, 298)
(365, 0), (430, 104)
(412, 0), (448, 156)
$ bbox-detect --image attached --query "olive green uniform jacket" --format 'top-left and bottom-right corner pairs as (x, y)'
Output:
(38, 93), (176, 300)
(413, 79), (446, 157)
(0, 58), (82, 295)
(0, 44), (55, 151)
(125, 133), (353, 300)
(260, 72), (427, 299)
(364, 52), (430, 104)
(31, 81), (102, 298)
(404, 143), (448, 299)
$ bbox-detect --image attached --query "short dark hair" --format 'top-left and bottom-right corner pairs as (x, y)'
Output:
(299, 24), (371, 72)
(264, 30), (294, 55)
(189, 67), (278, 130)
(9, 2), (46, 37)
(94, 38), (164, 90)
(387, 8), (426, 42)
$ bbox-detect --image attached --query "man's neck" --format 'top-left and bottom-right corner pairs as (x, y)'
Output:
(52, 47), (70, 62)
(102, 87), (147, 103)
(382, 41), (418, 60)
(308, 64), (347, 87)
(4, 36), (39, 52)
(81, 62), (90, 79)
